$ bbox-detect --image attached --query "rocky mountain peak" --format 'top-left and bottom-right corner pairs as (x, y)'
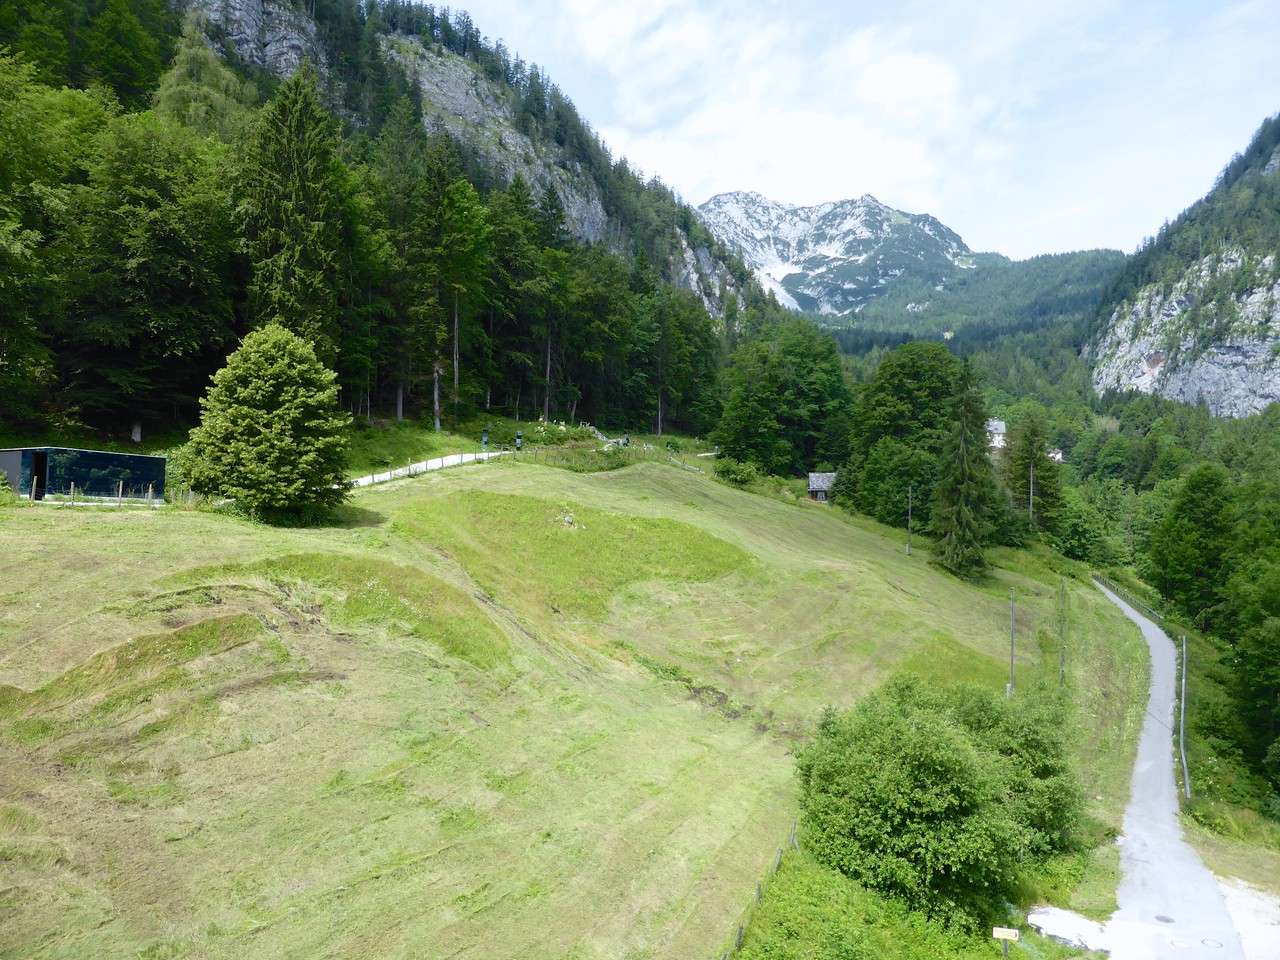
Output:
(696, 190), (972, 315)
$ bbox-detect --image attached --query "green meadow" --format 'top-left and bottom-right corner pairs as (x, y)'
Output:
(0, 459), (1149, 958)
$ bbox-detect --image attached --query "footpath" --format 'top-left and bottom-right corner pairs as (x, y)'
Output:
(350, 450), (505, 487)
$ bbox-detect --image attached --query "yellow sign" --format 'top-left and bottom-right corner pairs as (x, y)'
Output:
(992, 927), (1020, 941)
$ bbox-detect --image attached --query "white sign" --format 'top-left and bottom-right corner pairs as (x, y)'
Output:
(992, 927), (1020, 941)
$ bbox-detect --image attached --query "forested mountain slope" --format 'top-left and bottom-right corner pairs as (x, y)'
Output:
(0, 0), (768, 438)
(1090, 113), (1280, 417)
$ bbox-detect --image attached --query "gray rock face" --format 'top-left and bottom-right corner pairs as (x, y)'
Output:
(187, 0), (327, 78)
(381, 34), (739, 314)
(381, 37), (608, 245)
(1091, 250), (1280, 417)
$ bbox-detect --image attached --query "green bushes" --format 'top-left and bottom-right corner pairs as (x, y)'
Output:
(797, 676), (1081, 930)
(714, 457), (760, 486)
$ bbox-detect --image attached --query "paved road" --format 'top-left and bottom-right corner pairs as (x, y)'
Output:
(350, 450), (505, 487)
(1032, 584), (1243, 958)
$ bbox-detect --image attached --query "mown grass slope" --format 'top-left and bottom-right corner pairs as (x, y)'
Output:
(0, 459), (1148, 958)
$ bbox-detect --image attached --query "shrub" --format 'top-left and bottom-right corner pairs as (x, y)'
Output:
(714, 457), (759, 486)
(797, 677), (1081, 929)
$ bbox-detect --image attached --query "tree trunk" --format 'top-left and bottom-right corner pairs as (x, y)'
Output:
(452, 291), (460, 424)
(543, 330), (551, 421)
(433, 361), (441, 431)
(395, 381), (404, 422)
(657, 389), (663, 436)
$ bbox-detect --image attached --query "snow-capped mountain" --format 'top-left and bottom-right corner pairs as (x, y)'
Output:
(697, 190), (977, 316)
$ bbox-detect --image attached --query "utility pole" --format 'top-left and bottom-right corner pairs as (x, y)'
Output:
(906, 484), (913, 556)
(1007, 587), (1015, 699)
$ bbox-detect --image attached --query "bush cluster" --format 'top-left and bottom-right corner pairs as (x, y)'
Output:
(714, 457), (760, 487)
(797, 676), (1081, 930)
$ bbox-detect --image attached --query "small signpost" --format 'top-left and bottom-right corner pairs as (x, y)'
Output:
(482, 426), (489, 453)
(992, 926), (1019, 959)
(516, 430), (522, 453)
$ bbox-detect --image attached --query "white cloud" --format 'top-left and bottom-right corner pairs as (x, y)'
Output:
(456, 0), (1280, 258)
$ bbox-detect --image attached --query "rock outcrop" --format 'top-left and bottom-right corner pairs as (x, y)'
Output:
(379, 36), (609, 245)
(187, 0), (327, 79)
(1091, 250), (1280, 417)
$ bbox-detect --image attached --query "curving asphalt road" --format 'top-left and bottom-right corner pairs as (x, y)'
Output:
(1031, 584), (1244, 958)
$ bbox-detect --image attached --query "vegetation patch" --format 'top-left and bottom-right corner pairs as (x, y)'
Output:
(395, 490), (751, 619)
(737, 854), (1093, 960)
(172, 553), (510, 670)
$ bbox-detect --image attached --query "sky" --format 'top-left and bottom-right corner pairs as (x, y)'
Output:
(445, 0), (1280, 260)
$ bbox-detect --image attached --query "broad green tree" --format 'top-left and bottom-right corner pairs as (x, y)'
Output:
(1003, 409), (1063, 534)
(1148, 462), (1235, 626)
(0, 53), (112, 425)
(713, 318), (849, 476)
(183, 324), (350, 521)
(856, 438), (938, 529)
(849, 340), (960, 459)
(57, 110), (237, 427)
(797, 676), (1079, 929)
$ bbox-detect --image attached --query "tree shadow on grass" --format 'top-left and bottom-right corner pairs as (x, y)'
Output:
(331, 503), (387, 528)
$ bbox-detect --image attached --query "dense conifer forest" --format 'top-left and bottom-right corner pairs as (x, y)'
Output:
(0, 0), (773, 437)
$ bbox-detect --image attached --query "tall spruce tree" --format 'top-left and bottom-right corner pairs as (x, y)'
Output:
(236, 64), (350, 363)
(930, 360), (996, 578)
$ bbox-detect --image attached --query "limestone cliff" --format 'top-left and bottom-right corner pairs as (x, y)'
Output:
(1090, 124), (1280, 417)
(1091, 249), (1280, 416)
(186, 0), (327, 79)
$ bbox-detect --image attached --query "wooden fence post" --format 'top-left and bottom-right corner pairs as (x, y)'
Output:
(117, 480), (123, 507)
(70, 481), (75, 505)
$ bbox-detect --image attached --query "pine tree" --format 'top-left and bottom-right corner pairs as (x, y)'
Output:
(152, 14), (257, 143)
(182, 324), (350, 521)
(237, 64), (350, 363)
(930, 360), (996, 578)
(1004, 410), (1063, 534)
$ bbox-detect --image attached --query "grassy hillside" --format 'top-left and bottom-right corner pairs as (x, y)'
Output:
(0, 460), (1148, 958)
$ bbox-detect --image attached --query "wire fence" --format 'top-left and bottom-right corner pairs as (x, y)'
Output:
(717, 821), (800, 958)
(1091, 572), (1165, 625)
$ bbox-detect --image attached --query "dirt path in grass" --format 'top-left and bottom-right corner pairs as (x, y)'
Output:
(1030, 583), (1244, 959)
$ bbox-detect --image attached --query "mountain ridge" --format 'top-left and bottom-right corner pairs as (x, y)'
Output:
(697, 189), (979, 316)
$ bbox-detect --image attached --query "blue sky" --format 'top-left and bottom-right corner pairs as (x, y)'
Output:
(452, 1), (1280, 259)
